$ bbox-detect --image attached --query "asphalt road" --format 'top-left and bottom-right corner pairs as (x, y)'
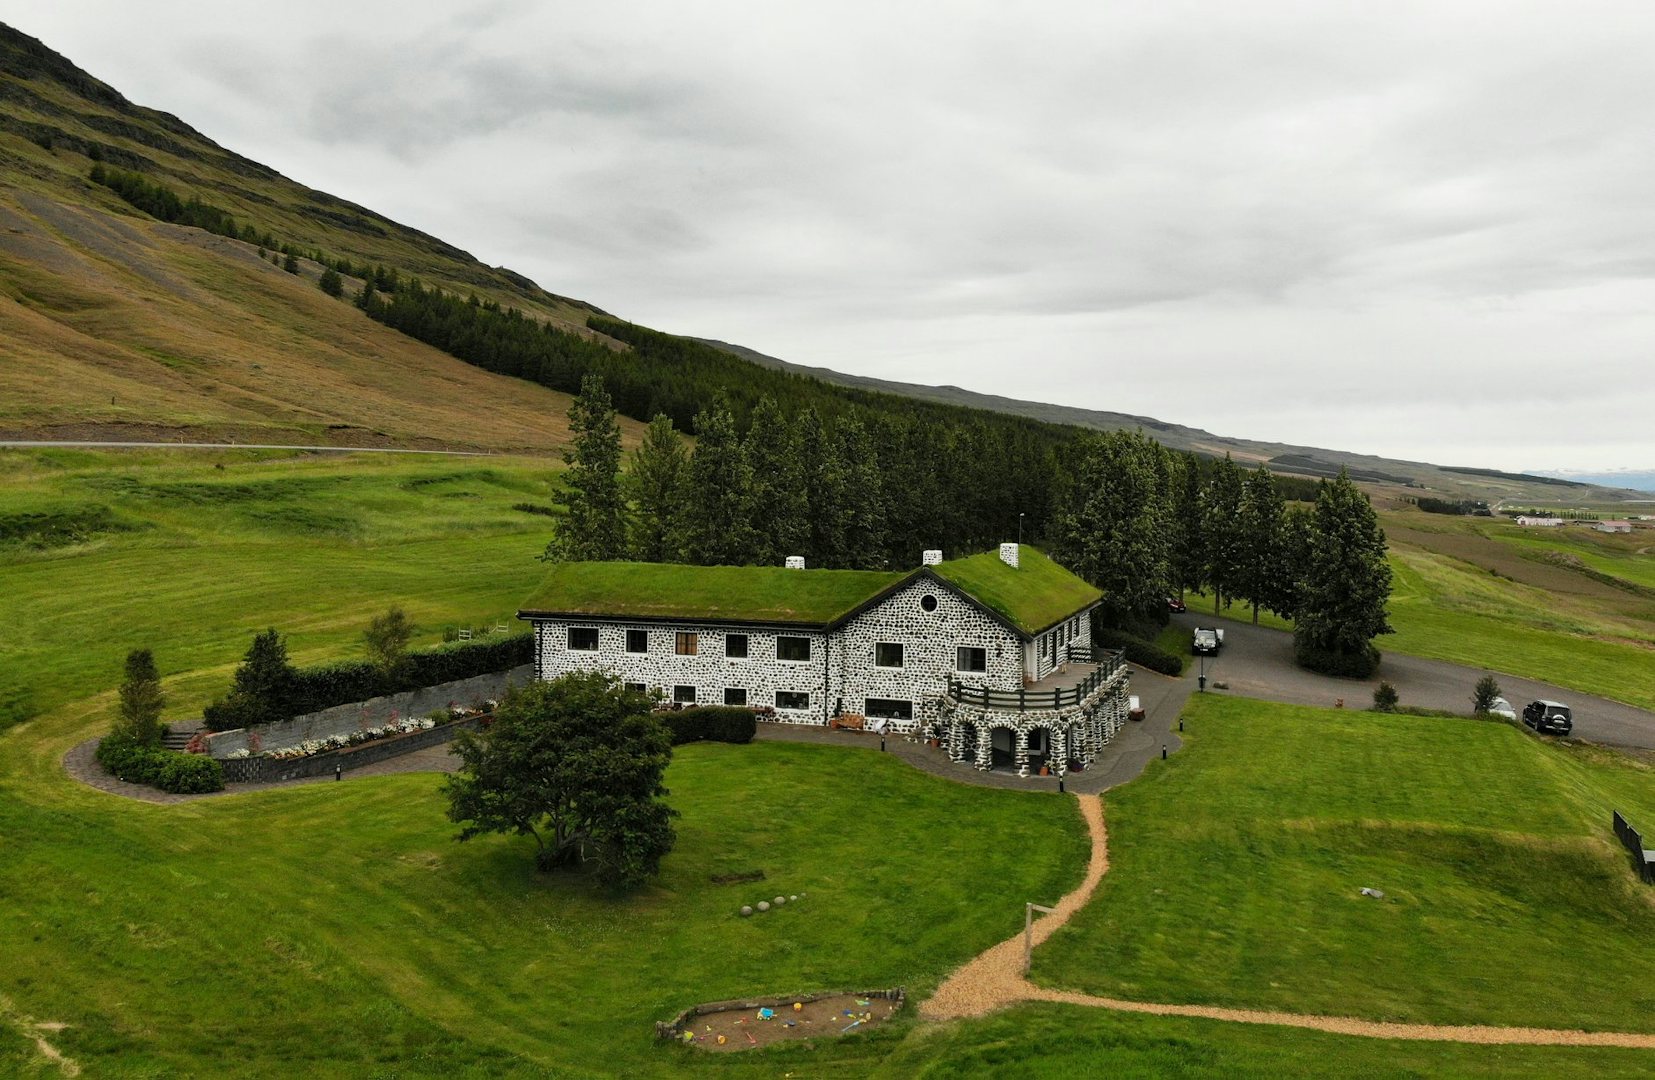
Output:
(1174, 613), (1655, 750)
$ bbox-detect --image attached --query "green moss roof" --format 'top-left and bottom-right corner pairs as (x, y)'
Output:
(519, 561), (908, 625)
(930, 546), (1102, 635)
(518, 547), (1100, 635)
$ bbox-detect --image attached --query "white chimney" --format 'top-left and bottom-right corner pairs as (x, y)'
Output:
(784, 555), (805, 569)
(922, 549), (943, 566)
(999, 542), (1020, 569)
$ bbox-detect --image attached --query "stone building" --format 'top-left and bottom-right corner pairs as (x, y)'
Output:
(518, 544), (1130, 778)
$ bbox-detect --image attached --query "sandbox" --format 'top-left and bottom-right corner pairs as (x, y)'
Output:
(657, 988), (904, 1051)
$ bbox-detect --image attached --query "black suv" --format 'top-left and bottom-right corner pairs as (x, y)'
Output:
(1522, 700), (1573, 736)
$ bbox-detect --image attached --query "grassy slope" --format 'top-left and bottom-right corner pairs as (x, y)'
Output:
(1034, 695), (1655, 1031)
(523, 561), (908, 624)
(931, 547), (1102, 635)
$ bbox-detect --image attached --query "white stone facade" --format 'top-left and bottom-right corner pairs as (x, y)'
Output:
(527, 572), (1103, 740)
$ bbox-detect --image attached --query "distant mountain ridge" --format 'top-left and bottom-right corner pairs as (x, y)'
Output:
(1533, 470), (1655, 494)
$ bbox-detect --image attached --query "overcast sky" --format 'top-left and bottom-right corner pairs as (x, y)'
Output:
(14, 2), (1655, 471)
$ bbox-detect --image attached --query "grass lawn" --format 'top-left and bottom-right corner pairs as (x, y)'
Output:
(880, 1005), (1655, 1078)
(1033, 695), (1655, 1031)
(930, 547), (1101, 635)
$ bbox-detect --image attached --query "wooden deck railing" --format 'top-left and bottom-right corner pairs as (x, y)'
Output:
(945, 648), (1124, 711)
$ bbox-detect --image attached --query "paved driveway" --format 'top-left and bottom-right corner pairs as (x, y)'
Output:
(1173, 613), (1655, 750)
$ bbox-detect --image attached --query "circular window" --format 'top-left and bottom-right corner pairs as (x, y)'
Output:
(920, 594), (938, 612)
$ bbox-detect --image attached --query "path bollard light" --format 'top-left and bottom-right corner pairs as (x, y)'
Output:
(881, 736), (886, 752)
(1058, 777), (1065, 794)
(335, 763), (342, 781)
(1179, 719), (1184, 732)
(1162, 744), (1167, 760)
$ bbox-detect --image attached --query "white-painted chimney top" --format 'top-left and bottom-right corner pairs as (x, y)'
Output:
(999, 542), (1020, 569)
(784, 555), (805, 569)
(922, 549), (943, 566)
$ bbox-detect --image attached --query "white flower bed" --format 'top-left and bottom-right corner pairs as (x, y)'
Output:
(250, 715), (439, 762)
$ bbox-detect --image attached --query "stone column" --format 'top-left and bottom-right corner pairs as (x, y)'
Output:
(975, 722), (993, 771)
(947, 719), (964, 764)
(1015, 727), (1030, 777)
(1053, 727), (1068, 778)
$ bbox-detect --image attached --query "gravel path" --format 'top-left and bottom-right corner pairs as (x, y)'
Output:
(921, 795), (1655, 1049)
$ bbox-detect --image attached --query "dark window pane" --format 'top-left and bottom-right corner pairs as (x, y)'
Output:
(723, 687), (747, 706)
(776, 690), (809, 709)
(626, 629), (648, 653)
(725, 634), (749, 658)
(865, 698), (913, 720)
(568, 627), (599, 651)
(875, 642), (904, 668)
(673, 685), (696, 704)
(777, 636), (811, 662)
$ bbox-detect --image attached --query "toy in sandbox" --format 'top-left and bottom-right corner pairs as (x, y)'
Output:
(657, 989), (906, 1051)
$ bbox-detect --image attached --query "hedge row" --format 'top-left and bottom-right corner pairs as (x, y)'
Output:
(96, 735), (225, 794)
(659, 706), (759, 746)
(205, 633), (531, 730)
(1093, 628), (1184, 676)
(1293, 635), (1382, 678)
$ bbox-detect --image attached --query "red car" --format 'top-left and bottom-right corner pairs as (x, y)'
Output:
(1166, 596), (1187, 613)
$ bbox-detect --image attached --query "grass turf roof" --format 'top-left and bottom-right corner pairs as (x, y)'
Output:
(519, 561), (909, 625)
(520, 546), (1100, 635)
(930, 546), (1102, 635)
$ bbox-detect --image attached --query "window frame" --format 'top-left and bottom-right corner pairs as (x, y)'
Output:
(673, 684), (696, 705)
(623, 681), (647, 694)
(874, 641), (905, 669)
(775, 690), (811, 710)
(776, 635), (812, 663)
(724, 633), (749, 659)
(864, 698), (914, 721)
(723, 687), (748, 706)
(625, 628), (649, 654)
(567, 626), (599, 651)
(675, 631), (699, 656)
(956, 646), (987, 673)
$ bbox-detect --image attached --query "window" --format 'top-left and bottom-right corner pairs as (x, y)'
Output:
(957, 647), (987, 673)
(874, 642), (904, 668)
(673, 685), (696, 704)
(623, 682), (647, 694)
(675, 631), (698, 656)
(865, 698), (914, 721)
(920, 593), (938, 612)
(777, 636), (811, 662)
(776, 690), (810, 710)
(625, 629), (648, 654)
(725, 633), (749, 659)
(567, 627), (598, 651)
(723, 687), (748, 706)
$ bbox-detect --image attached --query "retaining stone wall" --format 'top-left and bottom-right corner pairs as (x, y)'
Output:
(219, 716), (482, 784)
(203, 664), (533, 758)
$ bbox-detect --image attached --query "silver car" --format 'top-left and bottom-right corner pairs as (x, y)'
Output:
(1487, 696), (1517, 721)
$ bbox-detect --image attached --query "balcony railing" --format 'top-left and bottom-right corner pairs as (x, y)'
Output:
(945, 648), (1124, 712)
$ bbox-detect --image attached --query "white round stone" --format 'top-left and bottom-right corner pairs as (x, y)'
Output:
(757, 901), (770, 912)
(740, 906), (753, 917)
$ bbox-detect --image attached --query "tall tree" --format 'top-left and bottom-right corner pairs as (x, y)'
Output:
(203, 628), (295, 730)
(444, 673), (676, 889)
(1237, 464), (1287, 625)
(742, 396), (808, 565)
(1293, 469), (1393, 676)
(1201, 454), (1245, 613)
(1275, 504), (1314, 619)
(835, 414), (887, 569)
(543, 374), (627, 563)
(798, 407), (847, 568)
(681, 393), (758, 565)
(1050, 430), (1172, 631)
(363, 606), (416, 679)
(113, 648), (166, 747)
(1169, 452), (1206, 598)
(625, 414), (688, 562)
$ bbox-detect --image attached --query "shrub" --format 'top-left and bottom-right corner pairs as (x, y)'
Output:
(156, 754), (225, 794)
(1294, 636), (1382, 678)
(95, 735), (224, 793)
(1472, 674), (1502, 715)
(659, 706), (758, 746)
(1092, 628), (1184, 676)
(1372, 681), (1399, 712)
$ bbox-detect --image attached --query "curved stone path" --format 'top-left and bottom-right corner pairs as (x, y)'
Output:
(922, 795), (1655, 1050)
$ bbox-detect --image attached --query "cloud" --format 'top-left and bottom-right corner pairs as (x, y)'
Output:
(9, 0), (1655, 469)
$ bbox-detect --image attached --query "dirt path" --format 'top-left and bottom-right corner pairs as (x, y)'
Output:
(921, 795), (1655, 1049)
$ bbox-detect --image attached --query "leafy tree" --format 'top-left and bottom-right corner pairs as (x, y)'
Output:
(363, 606), (415, 678)
(1169, 452), (1206, 599)
(1472, 675), (1503, 715)
(1201, 454), (1245, 613)
(835, 414), (887, 569)
(282, 252), (299, 274)
(1051, 430), (1172, 631)
(742, 396), (808, 565)
(542, 374), (627, 562)
(1293, 469), (1393, 677)
(1237, 464), (1287, 624)
(205, 628), (296, 729)
(681, 393), (757, 565)
(443, 672), (676, 888)
(625, 414), (688, 562)
(113, 648), (166, 747)
(318, 267), (343, 297)
(1372, 681), (1399, 712)
(798, 407), (847, 568)
(1275, 505), (1314, 619)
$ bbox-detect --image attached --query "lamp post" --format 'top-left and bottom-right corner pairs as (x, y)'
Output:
(1198, 652), (1207, 693)
(1017, 512), (1025, 546)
